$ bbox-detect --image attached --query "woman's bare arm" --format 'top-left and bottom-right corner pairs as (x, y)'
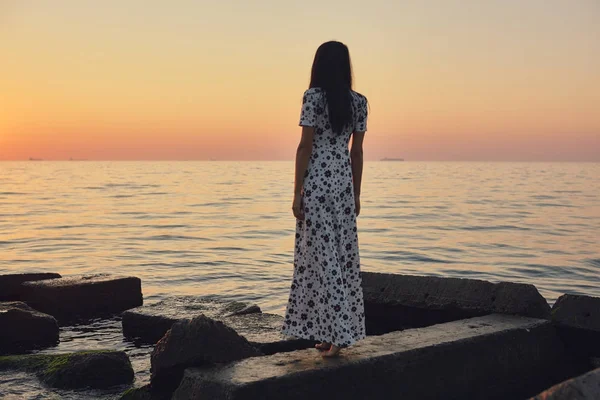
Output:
(350, 131), (365, 215)
(292, 127), (314, 219)
(294, 127), (315, 196)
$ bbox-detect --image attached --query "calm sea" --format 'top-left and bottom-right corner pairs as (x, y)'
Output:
(1, 161), (599, 398)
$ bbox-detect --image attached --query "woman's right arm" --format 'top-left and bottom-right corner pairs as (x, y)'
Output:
(351, 95), (368, 217)
(350, 132), (365, 216)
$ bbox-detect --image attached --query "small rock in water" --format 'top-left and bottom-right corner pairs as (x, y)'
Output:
(0, 350), (134, 389)
(150, 315), (262, 390)
(223, 301), (262, 317)
(20, 274), (143, 323)
(0, 301), (59, 354)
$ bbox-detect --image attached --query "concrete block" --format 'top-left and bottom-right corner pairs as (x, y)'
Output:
(361, 272), (551, 334)
(21, 274), (142, 322)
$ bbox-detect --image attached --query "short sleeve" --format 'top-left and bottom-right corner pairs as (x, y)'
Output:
(299, 89), (319, 127)
(355, 95), (368, 133)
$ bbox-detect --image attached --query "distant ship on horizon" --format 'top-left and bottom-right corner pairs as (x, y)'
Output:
(380, 157), (404, 161)
(29, 157), (43, 161)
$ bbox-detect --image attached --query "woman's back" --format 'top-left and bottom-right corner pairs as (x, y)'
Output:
(299, 88), (368, 149)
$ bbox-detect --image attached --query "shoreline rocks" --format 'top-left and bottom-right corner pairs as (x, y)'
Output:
(2, 271), (598, 399)
(0, 350), (134, 389)
(20, 274), (143, 323)
(0, 302), (59, 354)
(0, 273), (61, 301)
(361, 272), (552, 334)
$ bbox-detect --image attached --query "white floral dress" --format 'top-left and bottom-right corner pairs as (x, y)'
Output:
(282, 88), (368, 347)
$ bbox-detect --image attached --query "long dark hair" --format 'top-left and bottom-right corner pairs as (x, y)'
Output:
(309, 41), (353, 135)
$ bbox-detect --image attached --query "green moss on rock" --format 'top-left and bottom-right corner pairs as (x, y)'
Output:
(0, 350), (134, 389)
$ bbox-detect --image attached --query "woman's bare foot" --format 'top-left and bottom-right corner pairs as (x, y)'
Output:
(315, 342), (331, 351)
(321, 345), (341, 358)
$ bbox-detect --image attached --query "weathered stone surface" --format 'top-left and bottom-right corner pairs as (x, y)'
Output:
(21, 274), (143, 322)
(122, 296), (312, 353)
(173, 314), (582, 400)
(0, 350), (134, 389)
(361, 272), (551, 334)
(0, 302), (59, 354)
(122, 296), (262, 343)
(531, 368), (600, 400)
(0, 273), (61, 301)
(552, 294), (600, 358)
(151, 315), (262, 390)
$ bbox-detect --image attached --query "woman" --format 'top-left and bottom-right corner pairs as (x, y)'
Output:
(281, 41), (368, 357)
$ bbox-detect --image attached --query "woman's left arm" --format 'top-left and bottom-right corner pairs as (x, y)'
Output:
(292, 127), (314, 219)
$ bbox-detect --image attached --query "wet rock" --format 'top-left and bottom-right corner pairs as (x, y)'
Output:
(552, 294), (600, 357)
(151, 315), (262, 390)
(0, 302), (59, 354)
(173, 314), (580, 400)
(0, 350), (134, 389)
(122, 296), (311, 353)
(530, 368), (600, 400)
(122, 296), (261, 344)
(21, 274), (143, 323)
(361, 272), (551, 334)
(0, 273), (61, 301)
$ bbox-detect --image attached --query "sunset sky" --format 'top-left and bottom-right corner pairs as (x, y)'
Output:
(1, 0), (599, 161)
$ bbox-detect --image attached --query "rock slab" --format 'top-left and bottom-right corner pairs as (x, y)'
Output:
(531, 368), (600, 400)
(0, 301), (59, 354)
(123, 296), (312, 353)
(361, 272), (551, 334)
(0, 273), (61, 301)
(151, 315), (262, 390)
(0, 350), (134, 389)
(552, 294), (600, 357)
(173, 314), (581, 400)
(21, 274), (143, 322)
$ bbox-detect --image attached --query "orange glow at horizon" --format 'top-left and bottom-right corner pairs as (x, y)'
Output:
(1, 0), (599, 161)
